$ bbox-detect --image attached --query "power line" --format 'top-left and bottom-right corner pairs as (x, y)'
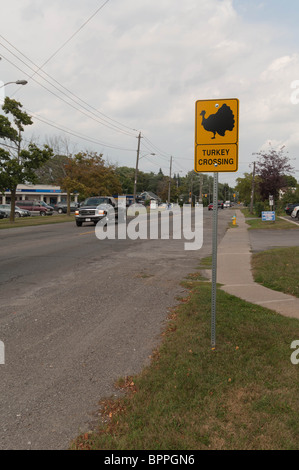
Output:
(0, 35), (137, 135)
(0, 52), (178, 162)
(25, 107), (136, 152)
(30, 0), (111, 77)
(142, 135), (172, 158)
(0, 49), (137, 138)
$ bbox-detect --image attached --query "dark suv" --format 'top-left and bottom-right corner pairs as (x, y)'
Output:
(16, 200), (53, 216)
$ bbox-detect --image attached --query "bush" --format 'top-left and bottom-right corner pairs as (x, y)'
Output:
(254, 201), (266, 217)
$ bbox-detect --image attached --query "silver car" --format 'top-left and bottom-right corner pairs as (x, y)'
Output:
(0, 204), (30, 217)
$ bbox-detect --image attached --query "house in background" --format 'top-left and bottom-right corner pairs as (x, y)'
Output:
(136, 191), (161, 204)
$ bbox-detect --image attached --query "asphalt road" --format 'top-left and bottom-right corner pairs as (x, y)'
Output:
(0, 208), (232, 450)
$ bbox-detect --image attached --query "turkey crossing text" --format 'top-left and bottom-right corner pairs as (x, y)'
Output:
(195, 143), (238, 172)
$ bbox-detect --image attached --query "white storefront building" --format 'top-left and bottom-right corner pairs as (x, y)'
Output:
(0, 184), (78, 205)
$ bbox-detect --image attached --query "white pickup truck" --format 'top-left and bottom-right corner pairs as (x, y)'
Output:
(75, 196), (118, 227)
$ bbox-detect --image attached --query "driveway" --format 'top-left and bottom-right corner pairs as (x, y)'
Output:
(248, 228), (299, 253)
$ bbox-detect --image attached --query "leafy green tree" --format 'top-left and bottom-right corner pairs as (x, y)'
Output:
(283, 174), (297, 189)
(254, 145), (294, 204)
(0, 97), (53, 222)
(280, 185), (299, 207)
(59, 152), (122, 205)
(115, 166), (135, 194)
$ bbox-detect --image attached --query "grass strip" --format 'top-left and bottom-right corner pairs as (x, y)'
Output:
(245, 217), (298, 230)
(252, 247), (299, 298)
(72, 280), (299, 450)
(0, 214), (74, 229)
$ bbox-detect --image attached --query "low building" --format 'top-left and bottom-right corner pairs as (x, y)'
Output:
(0, 184), (78, 205)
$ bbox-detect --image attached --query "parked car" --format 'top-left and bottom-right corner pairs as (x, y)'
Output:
(0, 205), (10, 217)
(15, 206), (31, 217)
(291, 205), (299, 220)
(208, 201), (224, 210)
(223, 201), (232, 208)
(54, 202), (79, 214)
(285, 203), (299, 216)
(0, 210), (6, 219)
(38, 201), (55, 211)
(15, 200), (53, 216)
(0, 204), (30, 217)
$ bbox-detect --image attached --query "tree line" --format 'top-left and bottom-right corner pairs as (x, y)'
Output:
(0, 98), (297, 221)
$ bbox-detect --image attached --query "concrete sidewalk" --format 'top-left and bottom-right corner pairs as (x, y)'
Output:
(216, 210), (299, 320)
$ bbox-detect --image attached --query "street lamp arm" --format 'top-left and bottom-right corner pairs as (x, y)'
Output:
(0, 80), (28, 89)
(139, 152), (156, 160)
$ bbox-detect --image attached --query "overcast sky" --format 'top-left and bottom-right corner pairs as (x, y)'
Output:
(1, 0), (299, 187)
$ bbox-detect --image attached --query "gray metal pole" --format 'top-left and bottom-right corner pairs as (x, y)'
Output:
(211, 171), (218, 348)
(133, 132), (141, 203)
(168, 156), (172, 203)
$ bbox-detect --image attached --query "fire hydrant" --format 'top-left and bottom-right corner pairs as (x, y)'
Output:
(232, 214), (236, 226)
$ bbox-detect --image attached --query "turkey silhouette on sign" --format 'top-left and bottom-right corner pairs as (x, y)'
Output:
(200, 104), (235, 140)
(195, 98), (239, 146)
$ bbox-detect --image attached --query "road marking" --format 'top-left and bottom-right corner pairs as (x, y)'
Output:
(77, 230), (96, 235)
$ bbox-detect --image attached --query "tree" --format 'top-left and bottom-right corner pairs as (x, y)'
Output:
(35, 153), (69, 184)
(235, 172), (262, 206)
(254, 145), (294, 205)
(115, 166), (135, 194)
(0, 97), (53, 222)
(280, 184), (299, 207)
(283, 174), (298, 189)
(59, 152), (122, 214)
(34, 135), (75, 185)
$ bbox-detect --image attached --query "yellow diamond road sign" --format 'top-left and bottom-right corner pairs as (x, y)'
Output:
(195, 98), (239, 172)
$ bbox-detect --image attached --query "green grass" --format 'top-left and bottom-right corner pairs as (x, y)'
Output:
(0, 214), (75, 229)
(197, 256), (212, 269)
(252, 247), (299, 298)
(241, 208), (286, 219)
(72, 279), (299, 450)
(241, 208), (259, 218)
(245, 217), (299, 230)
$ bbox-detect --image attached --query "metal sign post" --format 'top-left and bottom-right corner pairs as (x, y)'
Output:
(211, 172), (218, 349)
(194, 98), (239, 349)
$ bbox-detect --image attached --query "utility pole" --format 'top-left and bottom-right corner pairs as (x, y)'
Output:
(250, 161), (256, 215)
(199, 174), (203, 203)
(190, 175), (194, 206)
(168, 156), (172, 203)
(133, 132), (142, 203)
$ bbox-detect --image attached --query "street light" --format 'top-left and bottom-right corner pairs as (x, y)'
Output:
(0, 80), (28, 89)
(133, 146), (156, 203)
